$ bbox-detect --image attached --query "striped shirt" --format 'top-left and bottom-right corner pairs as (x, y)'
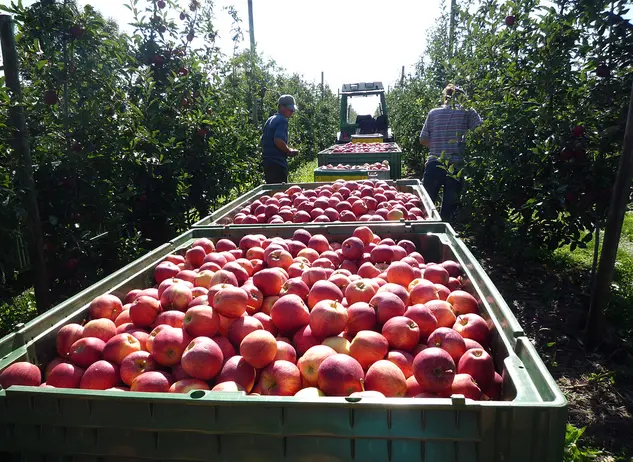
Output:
(420, 105), (482, 163)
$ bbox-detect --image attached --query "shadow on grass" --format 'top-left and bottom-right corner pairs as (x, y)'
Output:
(462, 236), (633, 460)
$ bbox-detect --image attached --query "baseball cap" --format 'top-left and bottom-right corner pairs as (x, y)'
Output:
(278, 94), (299, 111)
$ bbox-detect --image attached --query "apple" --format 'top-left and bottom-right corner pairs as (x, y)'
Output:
(317, 354), (364, 396)
(346, 301), (377, 335)
(279, 278), (310, 300)
(216, 355), (256, 392)
(451, 373), (481, 400)
(371, 245), (394, 263)
(115, 310), (132, 327)
(129, 295), (162, 327)
(369, 292), (406, 325)
(80, 360), (119, 390)
(357, 262), (381, 279)
(45, 357), (67, 380)
(447, 290), (479, 315)
(89, 294), (122, 320)
(408, 278), (439, 305)
(341, 237), (364, 260)
(102, 333), (142, 364)
(425, 300), (457, 328)
(295, 387), (325, 398)
(404, 304), (438, 341)
(457, 348), (495, 390)
(181, 336), (224, 381)
(47, 362), (84, 388)
(406, 375), (422, 397)
(270, 294), (310, 335)
(364, 360), (407, 397)
(69, 337), (106, 368)
(223, 262), (250, 285)
(82, 318), (117, 343)
(56, 323), (85, 356)
(154, 261), (180, 284)
(240, 330), (277, 369)
(210, 269), (239, 287)
(120, 350), (158, 386)
(212, 381), (245, 392)
(170, 378), (211, 393)
(258, 360), (302, 396)
(345, 279), (377, 305)
(154, 310), (185, 329)
(349, 331), (389, 370)
(253, 268), (285, 296)
(377, 283), (410, 306)
(386, 261), (416, 287)
(423, 265), (450, 285)
(427, 327), (466, 363)
(213, 286), (248, 318)
(131, 371), (171, 392)
(329, 273), (351, 292)
(160, 283), (192, 311)
(293, 325), (323, 355)
(297, 345), (337, 387)
(151, 328), (190, 366)
(306, 280), (343, 309)
(310, 300), (348, 338)
(293, 229), (312, 245)
(453, 313), (490, 346)
(228, 316), (264, 347)
(353, 226), (374, 245)
(321, 336), (351, 355)
(482, 371), (503, 400)
(412, 347), (455, 393)
(275, 340), (297, 363)
(0, 362), (42, 388)
(382, 316), (420, 351)
(386, 350), (414, 378)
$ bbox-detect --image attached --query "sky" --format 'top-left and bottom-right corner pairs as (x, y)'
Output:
(9, 0), (442, 115)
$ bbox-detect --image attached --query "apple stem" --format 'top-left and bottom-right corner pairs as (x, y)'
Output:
(360, 377), (365, 392)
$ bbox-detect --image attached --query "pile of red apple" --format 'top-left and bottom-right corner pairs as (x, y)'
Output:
(330, 143), (399, 154)
(229, 180), (428, 225)
(0, 227), (502, 401)
(321, 161), (389, 171)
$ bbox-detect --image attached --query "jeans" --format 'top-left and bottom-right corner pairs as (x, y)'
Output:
(422, 158), (463, 221)
(263, 160), (288, 184)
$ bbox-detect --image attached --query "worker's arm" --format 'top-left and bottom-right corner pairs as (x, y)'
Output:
(274, 138), (298, 156)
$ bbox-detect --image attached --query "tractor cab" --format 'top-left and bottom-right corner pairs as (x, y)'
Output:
(336, 82), (394, 144)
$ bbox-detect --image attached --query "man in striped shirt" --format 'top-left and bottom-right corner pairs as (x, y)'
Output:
(419, 84), (482, 220)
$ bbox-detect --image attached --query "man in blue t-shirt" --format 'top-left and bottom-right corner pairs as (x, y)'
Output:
(260, 95), (299, 184)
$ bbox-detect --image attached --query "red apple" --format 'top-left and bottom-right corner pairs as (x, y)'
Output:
(364, 359), (407, 397)
(427, 327), (466, 363)
(181, 336), (224, 381)
(120, 350), (158, 386)
(228, 316), (264, 347)
(253, 268), (285, 296)
(47, 362), (84, 388)
(406, 375), (422, 397)
(151, 328), (190, 366)
(69, 337), (106, 368)
(275, 340), (297, 363)
(160, 283), (192, 312)
(80, 360), (119, 390)
(170, 378), (211, 393)
(349, 331), (389, 370)
(425, 300), (456, 328)
(270, 294), (310, 335)
(0, 362), (42, 388)
(310, 300), (348, 338)
(258, 360), (302, 396)
(317, 354), (364, 396)
(341, 237), (364, 260)
(213, 286), (248, 318)
(453, 313), (490, 346)
(345, 279), (377, 305)
(279, 278), (310, 300)
(482, 371), (503, 400)
(386, 350), (414, 378)
(408, 279), (439, 305)
(82, 319), (117, 343)
(89, 294), (122, 320)
(131, 371), (171, 392)
(369, 292), (405, 325)
(216, 355), (256, 392)
(321, 336), (351, 355)
(457, 348), (495, 390)
(447, 290), (479, 315)
(346, 301), (377, 335)
(412, 347), (455, 393)
(386, 261), (416, 287)
(240, 330), (277, 369)
(146, 325), (172, 354)
(154, 261), (180, 284)
(404, 304), (438, 341)
(129, 295), (162, 327)
(424, 265), (449, 285)
(377, 283), (410, 306)
(103, 333), (142, 364)
(57, 323), (85, 356)
(451, 373), (481, 400)
(297, 345), (337, 386)
(353, 226), (374, 245)
(382, 316), (420, 351)
(192, 238), (215, 254)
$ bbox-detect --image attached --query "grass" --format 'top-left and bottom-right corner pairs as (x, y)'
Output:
(288, 158), (318, 183)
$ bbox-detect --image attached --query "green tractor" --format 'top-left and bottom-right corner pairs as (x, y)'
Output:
(336, 81), (394, 144)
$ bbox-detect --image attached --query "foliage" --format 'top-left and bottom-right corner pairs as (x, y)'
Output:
(564, 424), (602, 461)
(388, 0), (633, 252)
(0, 288), (37, 338)
(0, 0), (337, 302)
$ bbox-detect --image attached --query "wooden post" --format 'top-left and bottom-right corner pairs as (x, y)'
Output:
(401, 65), (405, 85)
(247, 0), (257, 124)
(586, 79), (633, 349)
(448, 0), (457, 57)
(321, 71), (324, 98)
(0, 15), (50, 312)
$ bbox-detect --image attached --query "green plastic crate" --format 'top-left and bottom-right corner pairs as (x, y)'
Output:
(192, 179), (440, 227)
(313, 168), (391, 182)
(318, 151), (402, 180)
(0, 223), (567, 462)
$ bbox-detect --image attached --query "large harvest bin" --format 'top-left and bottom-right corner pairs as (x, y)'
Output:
(318, 145), (402, 180)
(0, 222), (567, 461)
(192, 179), (440, 227)
(313, 167), (390, 182)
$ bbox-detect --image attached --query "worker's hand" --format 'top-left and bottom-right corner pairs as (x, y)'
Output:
(288, 149), (299, 157)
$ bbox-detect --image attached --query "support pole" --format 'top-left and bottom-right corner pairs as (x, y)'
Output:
(448, 0), (457, 57)
(321, 71), (324, 98)
(586, 80), (633, 349)
(0, 15), (50, 313)
(247, 0), (257, 123)
(401, 65), (405, 85)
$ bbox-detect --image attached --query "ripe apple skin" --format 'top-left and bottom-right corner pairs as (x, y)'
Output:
(349, 331), (389, 370)
(364, 360), (407, 397)
(457, 347), (495, 390)
(216, 355), (256, 392)
(310, 300), (348, 338)
(240, 330), (277, 369)
(181, 336), (224, 381)
(412, 347), (456, 394)
(427, 327), (466, 363)
(382, 316), (420, 351)
(0, 362), (42, 388)
(451, 373), (481, 400)
(317, 354), (364, 396)
(453, 313), (490, 346)
(259, 360), (302, 396)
